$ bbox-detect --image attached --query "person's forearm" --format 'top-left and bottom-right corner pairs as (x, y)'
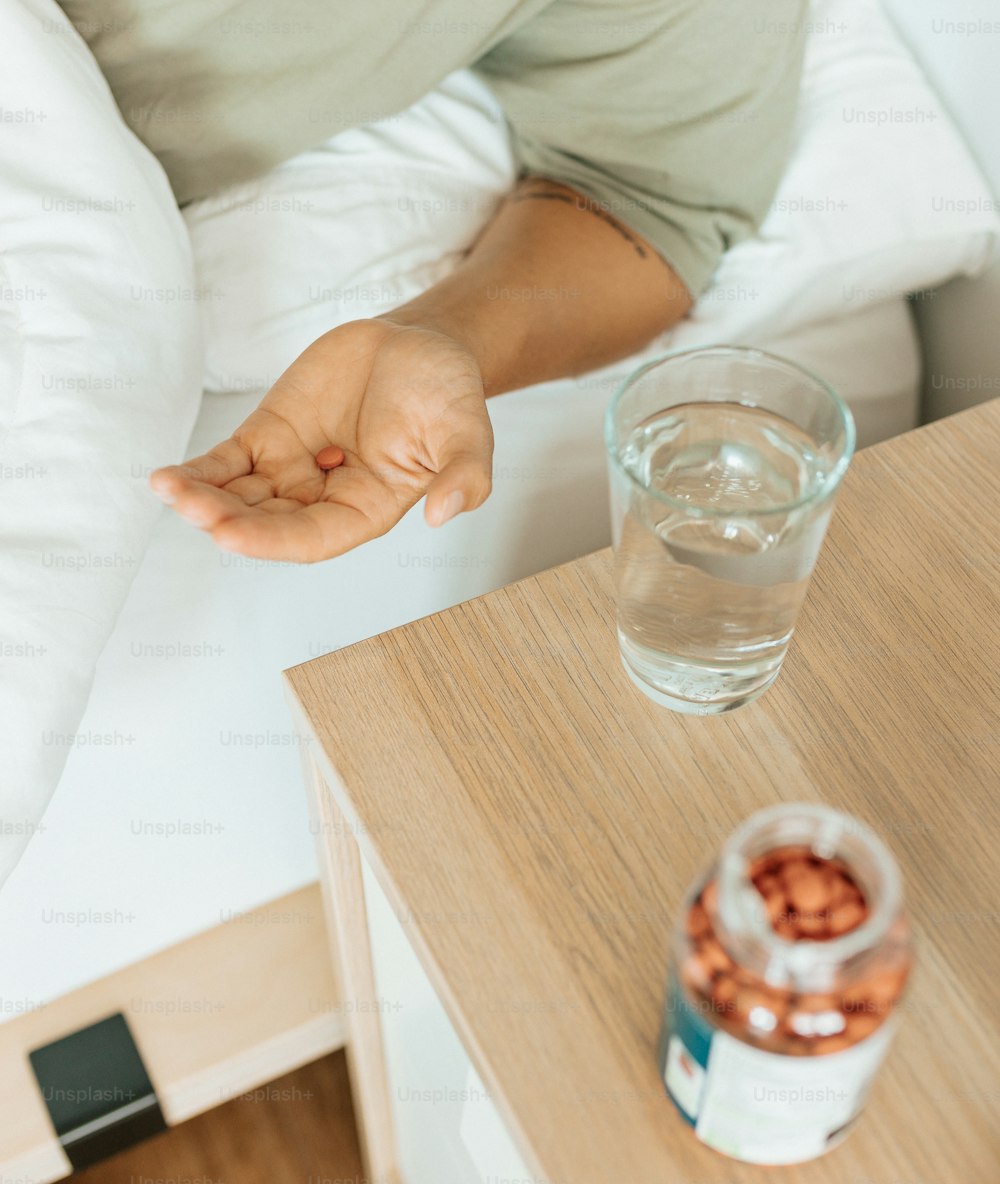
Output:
(382, 178), (693, 397)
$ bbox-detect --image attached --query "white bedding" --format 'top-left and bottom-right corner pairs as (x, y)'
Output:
(1, 0), (998, 1003)
(0, 0), (202, 884)
(0, 298), (920, 1004)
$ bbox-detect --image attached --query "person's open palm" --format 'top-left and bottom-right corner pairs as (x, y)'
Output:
(150, 319), (494, 562)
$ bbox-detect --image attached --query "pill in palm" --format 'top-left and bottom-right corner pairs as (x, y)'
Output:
(316, 445), (345, 470)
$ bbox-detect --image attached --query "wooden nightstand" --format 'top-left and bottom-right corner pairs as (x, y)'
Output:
(285, 401), (1000, 1184)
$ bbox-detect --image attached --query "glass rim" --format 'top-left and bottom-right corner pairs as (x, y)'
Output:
(604, 344), (857, 519)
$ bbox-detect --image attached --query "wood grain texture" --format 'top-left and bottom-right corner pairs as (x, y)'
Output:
(300, 749), (401, 1184)
(0, 884), (345, 1183)
(285, 399), (1000, 1184)
(72, 1051), (364, 1184)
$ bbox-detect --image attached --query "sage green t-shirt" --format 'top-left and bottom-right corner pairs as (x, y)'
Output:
(57, 0), (808, 295)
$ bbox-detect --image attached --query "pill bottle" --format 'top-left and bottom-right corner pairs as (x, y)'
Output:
(659, 802), (913, 1165)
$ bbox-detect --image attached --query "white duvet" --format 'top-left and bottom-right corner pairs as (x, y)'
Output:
(0, 0), (202, 880)
(1, 0), (998, 889)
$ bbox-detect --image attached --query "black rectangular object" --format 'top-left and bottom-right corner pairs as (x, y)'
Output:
(29, 1012), (166, 1170)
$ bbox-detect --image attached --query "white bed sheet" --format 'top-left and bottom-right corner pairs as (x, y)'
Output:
(0, 297), (919, 1008)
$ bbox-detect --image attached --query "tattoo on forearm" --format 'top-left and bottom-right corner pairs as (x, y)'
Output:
(510, 182), (651, 260)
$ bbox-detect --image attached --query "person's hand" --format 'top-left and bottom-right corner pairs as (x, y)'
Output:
(149, 318), (493, 562)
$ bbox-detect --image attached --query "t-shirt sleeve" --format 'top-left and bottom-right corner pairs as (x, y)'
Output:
(473, 0), (809, 297)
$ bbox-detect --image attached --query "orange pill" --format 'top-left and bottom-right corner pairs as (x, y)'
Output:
(788, 868), (830, 916)
(685, 902), (711, 941)
(750, 854), (779, 880)
(781, 857), (814, 887)
(865, 968), (907, 1008)
(795, 991), (842, 1013)
(796, 910), (828, 939)
(316, 445), (345, 470)
(829, 898), (867, 936)
(700, 937), (733, 976)
(681, 953), (712, 996)
(775, 917), (801, 941)
(731, 965), (761, 989)
(764, 889), (787, 925)
(824, 872), (849, 908)
(700, 878), (719, 920)
(844, 1012), (881, 1042)
(844, 967), (906, 1015)
(711, 973), (739, 1012)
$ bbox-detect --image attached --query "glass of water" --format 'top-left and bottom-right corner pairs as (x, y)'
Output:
(605, 346), (855, 714)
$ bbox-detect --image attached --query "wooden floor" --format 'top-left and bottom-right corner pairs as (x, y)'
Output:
(74, 1052), (366, 1183)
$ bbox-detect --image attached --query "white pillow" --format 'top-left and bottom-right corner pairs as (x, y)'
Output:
(188, 69), (515, 394)
(675, 0), (1000, 342)
(880, 0), (1000, 200)
(0, 0), (203, 885)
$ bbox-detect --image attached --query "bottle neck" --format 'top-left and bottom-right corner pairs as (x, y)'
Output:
(712, 804), (902, 993)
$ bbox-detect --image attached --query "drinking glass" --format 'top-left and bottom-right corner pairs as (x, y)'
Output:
(605, 346), (855, 714)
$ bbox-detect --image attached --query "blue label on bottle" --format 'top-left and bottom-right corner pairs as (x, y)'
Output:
(661, 974), (715, 1124)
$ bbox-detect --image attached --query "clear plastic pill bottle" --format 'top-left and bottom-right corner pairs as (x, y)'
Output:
(659, 802), (913, 1165)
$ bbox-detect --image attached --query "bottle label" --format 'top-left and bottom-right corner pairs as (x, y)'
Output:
(663, 980), (895, 1165)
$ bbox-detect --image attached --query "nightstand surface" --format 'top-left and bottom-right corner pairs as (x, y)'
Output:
(286, 399), (1000, 1184)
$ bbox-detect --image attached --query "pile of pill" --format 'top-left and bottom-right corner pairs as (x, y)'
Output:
(680, 846), (911, 1056)
(748, 844), (868, 941)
